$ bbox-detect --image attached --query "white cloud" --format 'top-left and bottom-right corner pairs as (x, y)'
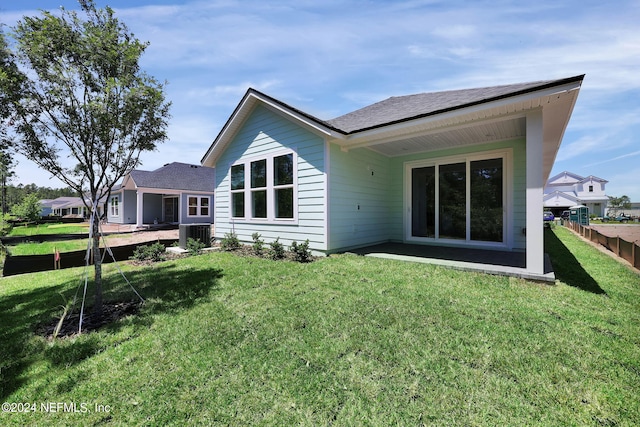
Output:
(3, 0), (640, 200)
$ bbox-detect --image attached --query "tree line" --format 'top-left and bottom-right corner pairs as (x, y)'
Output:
(1, 182), (77, 216)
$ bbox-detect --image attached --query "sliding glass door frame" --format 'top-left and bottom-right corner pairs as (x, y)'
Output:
(404, 149), (513, 249)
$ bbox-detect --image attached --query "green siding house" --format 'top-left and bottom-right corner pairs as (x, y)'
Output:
(201, 75), (584, 279)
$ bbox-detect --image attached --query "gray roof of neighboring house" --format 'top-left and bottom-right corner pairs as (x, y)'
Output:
(129, 162), (215, 192)
(325, 77), (584, 133)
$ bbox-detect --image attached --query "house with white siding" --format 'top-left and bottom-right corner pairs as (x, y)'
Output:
(201, 75), (584, 279)
(544, 171), (608, 217)
(107, 162), (215, 227)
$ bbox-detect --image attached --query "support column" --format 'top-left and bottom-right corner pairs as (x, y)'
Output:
(136, 191), (144, 228)
(526, 109), (544, 274)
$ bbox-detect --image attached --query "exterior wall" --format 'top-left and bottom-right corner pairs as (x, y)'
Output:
(180, 193), (215, 224)
(122, 190), (137, 224)
(214, 104), (327, 250)
(107, 192), (124, 224)
(327, 144), (392, 251)
(142, 193), (163, 224)
(576, 180), (606, 197)
(584, 202), (605, 217)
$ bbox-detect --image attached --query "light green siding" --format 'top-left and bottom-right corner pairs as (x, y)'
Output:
(327, 144), (392, 251)
(214, 105), (327, 249)
(215, 103), (527, 253)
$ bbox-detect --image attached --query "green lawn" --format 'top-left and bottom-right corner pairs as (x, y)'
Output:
(0, 227), (639, 425)
(6, 234), (135, 256)
(8, 223), (89, 237)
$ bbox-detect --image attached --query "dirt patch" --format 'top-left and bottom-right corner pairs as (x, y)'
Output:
(590, 225), (640, 243)
(38, 301), (143, 339)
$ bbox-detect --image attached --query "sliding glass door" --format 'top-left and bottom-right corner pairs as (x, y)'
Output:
(408, 153), (506, 245)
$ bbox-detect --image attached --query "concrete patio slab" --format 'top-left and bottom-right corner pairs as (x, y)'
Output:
(347, 242), (555, 282)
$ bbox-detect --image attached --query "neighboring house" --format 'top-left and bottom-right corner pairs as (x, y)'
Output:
(51, 196), (86, 217)
(107, 162), (215, 227)
(39, 199), (54, 216)
(201, 75), (584, 278)
(50, 195), (106, 218)
(544, 171), (608, 217)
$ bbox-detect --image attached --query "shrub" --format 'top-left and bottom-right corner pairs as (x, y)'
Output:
(251, 232), (264, 255)
(220, 232), (241, 251)
(290, 239), (312, 263)
(269, 237), (285, 260)
(0, 214), (13, 237)
(131, 242), (166, 262)
(186, 237), (206, 256)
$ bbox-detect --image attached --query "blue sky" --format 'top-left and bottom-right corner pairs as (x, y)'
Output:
(2, 0), (639, 201)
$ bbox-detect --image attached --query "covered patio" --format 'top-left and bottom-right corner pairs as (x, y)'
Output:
(347, 242), (555, 282)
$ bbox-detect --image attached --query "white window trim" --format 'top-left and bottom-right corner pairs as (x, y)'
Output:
(110, 195), (120, 217)
(229, 149), (298, 224)
(403, 148), (513, 249)
(187, 195), (211, 218)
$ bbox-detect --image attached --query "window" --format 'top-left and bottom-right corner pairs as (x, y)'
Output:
(274, 153), (294, 219)
(589, 185), (594, 192)
(110, 196), (119, 217)
(470, 158), (503, 242)
(231, 164), (245, 218)
(408, 152), (507, 245)
(188, 196), (211, 217)
(230, 151), (296, 221)
(251, 159), (267, 218)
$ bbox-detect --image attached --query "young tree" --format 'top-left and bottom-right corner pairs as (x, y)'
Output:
(3, 0), (171, 318)
(11, 192), (41, 222)
(0, 29), (21, 216)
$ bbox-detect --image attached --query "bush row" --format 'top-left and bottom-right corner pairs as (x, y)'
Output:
(220, 232), (313, 263)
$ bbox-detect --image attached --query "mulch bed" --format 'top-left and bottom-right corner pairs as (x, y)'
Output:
(38, 301), (143, 339)
(218, 244), (317, 263)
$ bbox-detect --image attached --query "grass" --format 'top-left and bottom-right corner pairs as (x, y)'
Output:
(6, 234), (135, 256)
(7, 223), (89, 237)
(0, 227), (639, 425)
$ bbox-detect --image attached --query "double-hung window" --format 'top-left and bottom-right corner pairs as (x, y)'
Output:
(188, 196), (210, 217)
(230, 151), (296, 222)
(110, 196), (119, 217)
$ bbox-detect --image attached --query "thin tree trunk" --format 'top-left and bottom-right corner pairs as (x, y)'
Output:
(1, 173), (6, 216)
(92, 212), (103, 319)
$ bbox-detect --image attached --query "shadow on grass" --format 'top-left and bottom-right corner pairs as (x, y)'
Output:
(544, 228), (605, 295)
(0, 259), (223, 400)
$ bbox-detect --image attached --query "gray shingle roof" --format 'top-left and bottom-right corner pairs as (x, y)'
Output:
(130, 162), (215, 192)
(326, 76), (584, 134)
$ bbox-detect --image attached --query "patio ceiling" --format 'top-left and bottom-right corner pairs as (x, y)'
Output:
(363, 116), (526, 157)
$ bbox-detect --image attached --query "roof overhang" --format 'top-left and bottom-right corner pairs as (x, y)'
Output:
(201, 77), (583, 180)
(333, 79), (582, 180)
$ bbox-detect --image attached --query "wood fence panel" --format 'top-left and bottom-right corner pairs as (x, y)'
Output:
(563, 220), (640, 271)
(619, 239), (633, 265)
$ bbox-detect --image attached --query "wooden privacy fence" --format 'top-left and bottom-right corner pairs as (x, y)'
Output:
(564, 221), (640, 270)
